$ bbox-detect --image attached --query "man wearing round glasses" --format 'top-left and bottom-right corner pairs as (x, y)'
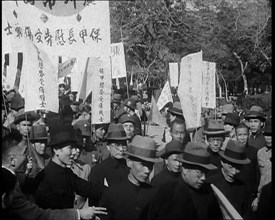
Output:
(88, 123), (130, 207)
(203, 119), (229, 177)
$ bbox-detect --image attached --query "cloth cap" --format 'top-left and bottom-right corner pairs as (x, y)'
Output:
(124, 135), (162, 163)
(219, 140), (250, 164)
(176, 142), (217, 170)
(112, 93), (122, 103)
(224, 113), (240, 126)
(118, 114), (135, 125)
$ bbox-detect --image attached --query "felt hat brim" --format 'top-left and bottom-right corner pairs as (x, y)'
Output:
(176, 158), (217, 170)
(202, 130), (229, 135)
(124, 152), (162, 163)
(160, 150), (183, 159)
(219, 151), (250, 165)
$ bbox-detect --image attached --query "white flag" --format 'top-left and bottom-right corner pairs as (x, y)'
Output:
(169, 63), (179, 87)
(58, 57), (76, 78)
(178, 51), (203, 129)
(201, 61), (216, 108)
(157, 81), (173, 111)
(111, 42), (127, 78)
(23, 39), (59, 113)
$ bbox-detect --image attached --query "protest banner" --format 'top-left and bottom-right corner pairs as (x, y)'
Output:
(202, 61), (216, 108)
(169, 62), (179, 87)
(90, 57), (112, 124)
(111, 42), (127, 79)
(2, 1), (111, 59)
(149, 95), (168, 128)
(211, 184), (243, 220)
(58, 57), (76, 78)
(157, 81), (173, 111)
(23, 39), (59, 113)
(178, 51), (203, 129)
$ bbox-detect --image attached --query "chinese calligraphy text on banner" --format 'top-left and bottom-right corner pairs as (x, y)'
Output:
(91, 57), (111, 124)
(111, 42), (127, 79)
(23, 39), (59, 113)
(2, 1), (111, 59)
(201, 61), (216, 109)
(169, 63), (179, 88)
(178, 51), (203, 129)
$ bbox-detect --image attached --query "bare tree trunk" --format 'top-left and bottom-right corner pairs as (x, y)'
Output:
(218, 71), (229, 102)
(233, 52), (248, 95)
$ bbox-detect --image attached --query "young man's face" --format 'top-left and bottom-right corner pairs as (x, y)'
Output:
(127, 158), (154, 183)
(54, 145), (77, 167)
(108, 140), (127, 159)
(248, 118), (263, 133)
(17, 121), (32, 137)
(207, 136), (224, 152)
(170, 123), (186, 143)
(182, 167), (206, 189)
(95, 127), (106, 140)
(122, 122), (135, 139)
(34, 142), (46, 155)
(221, 160), (242, 183)
(165, 153), (182, 173)
(236, 127), (249, 144)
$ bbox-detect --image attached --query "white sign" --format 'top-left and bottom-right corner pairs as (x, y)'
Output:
(169, 63), (179, 87)
(201, 61), (216, 108)
(111, 42), (127, 79)
(2, 1), (111, 59)
(178, 51), (203, 129)
(58, 57), (76, 78)
(23, 39), (59, 113)
(157, 81), (173, 111)
(91, 57), (111, 124)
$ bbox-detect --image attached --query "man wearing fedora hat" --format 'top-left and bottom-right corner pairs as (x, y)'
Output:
(2, 127), (107, 220)
(98, 135), (161, 220)
(88, 123), (130, 207)
(207, 139), (251, 218)
(120, 98), (142, 135)
(35, 123), (101, 210)
(251, 117), (272, 213)
(147, 142), (222, 220)
(151, 140), (183, 188)
(244, 105), (266, 150)
(203, 119), (229, 177)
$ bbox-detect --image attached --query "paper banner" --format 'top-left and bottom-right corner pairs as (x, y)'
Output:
(178, 51), (203, 129)
(202, 61), (216, 108)
(157, 81), (173, 111)
(58, 57), (76, 78)
(169, 62), (179, 87)
(111, 42), (127, 79)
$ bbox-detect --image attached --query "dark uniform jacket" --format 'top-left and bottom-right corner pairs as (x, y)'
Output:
(131, 113), (142, 135)
(248, 130), (266, 150)
(150, 166), (181, 188)
(88, 156), (129, 206)
(207, 169), (250, 218)
(98, 180), (158, 220)
(35, 160), (100, 209)
(206, 148), (222, 178)
(147, 178), (222, 220)
(2, 178), (78, 220)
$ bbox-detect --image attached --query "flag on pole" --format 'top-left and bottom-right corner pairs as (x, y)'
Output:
(58, 57), (76, 78)
(111, 42), (127, 79)
(156, 81), (173, 111)
(178, 51), (203, 129)
(77, 57), (92, 101)
(211, 184), (243, 220)
(148, 95), (168, 127)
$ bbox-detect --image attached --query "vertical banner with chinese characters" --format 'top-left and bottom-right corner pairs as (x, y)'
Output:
(178, 51), (203, 129)
(156, 81), (173, 111)
(91, 57), (111, 124)
(23, 39), (59, 113)
(2, 1), (111, 59)
(201, 61), (216, 109)
(169, 63), (179, 87)
(111, 42), (127, 79)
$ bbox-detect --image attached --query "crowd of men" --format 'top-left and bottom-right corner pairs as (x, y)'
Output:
(1, 86), (272, 220)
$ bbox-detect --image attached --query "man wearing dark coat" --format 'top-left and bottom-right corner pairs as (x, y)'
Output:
(150, 140), (183, 188)
(98, 135), (161, 220)
(35, 123), (101, 209)
(88, 123), (130, 206)
(147, 142), (222, 220)
(207, 139), (251, 219)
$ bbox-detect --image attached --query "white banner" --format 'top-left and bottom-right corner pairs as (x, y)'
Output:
(58, 57), (76, 78)
(157, 81), (173, 111)
(178, 51), (203, 129)
(202, 61), (216, 108)
(211, 184), (243, 220)
(2, 1), (111, 59)
(169, 63), (179, 87)
(23, 39), (59, 113)
(91, 57), (111, 124)
(111, 42), (127, 79)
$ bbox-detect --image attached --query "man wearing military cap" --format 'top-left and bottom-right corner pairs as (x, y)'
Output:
(244, 105), (266, 150)
(147, 142), (222, 220)
(111, 93), (124, 123)
(118, 113), (136, 141)
(98, 135), (161, 220)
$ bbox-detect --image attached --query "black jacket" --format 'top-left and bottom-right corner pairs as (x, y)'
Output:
(150, 166), (181, 188)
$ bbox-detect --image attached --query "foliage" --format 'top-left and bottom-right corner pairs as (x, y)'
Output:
(109, 0), (271, 92)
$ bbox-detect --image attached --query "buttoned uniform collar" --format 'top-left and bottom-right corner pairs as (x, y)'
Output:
(107, 155), (127, 169)
(2, 166), (16, 175)
(249, 129), (263, 139)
